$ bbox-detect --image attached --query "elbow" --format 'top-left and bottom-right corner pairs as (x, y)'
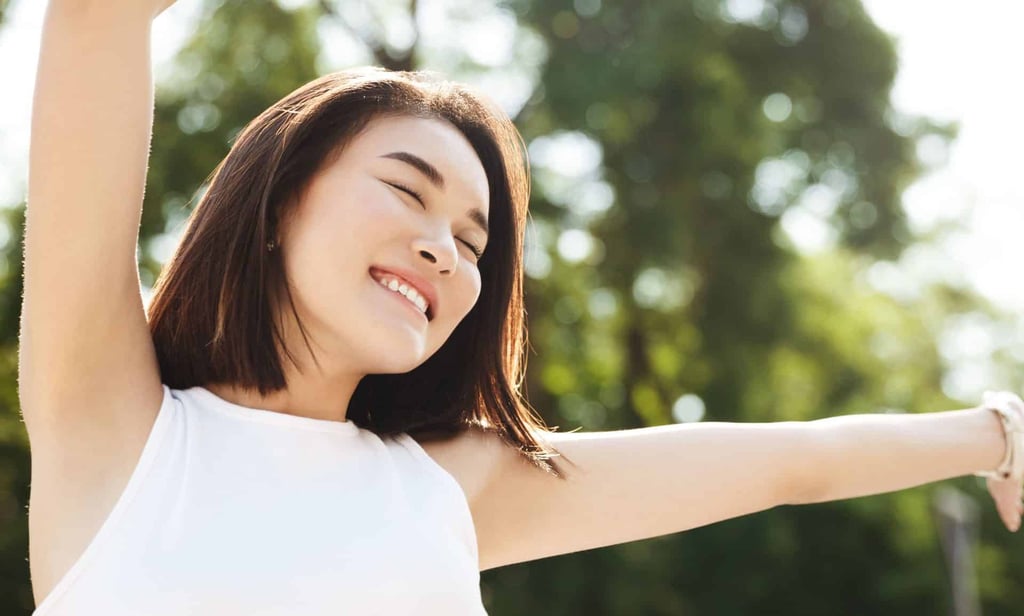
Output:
(782, 462), (823, 501)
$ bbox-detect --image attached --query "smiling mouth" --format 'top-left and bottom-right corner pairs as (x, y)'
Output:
(369, 271), (434, 321)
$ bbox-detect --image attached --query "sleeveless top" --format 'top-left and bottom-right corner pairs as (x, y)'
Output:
(32, 384), (487, 615)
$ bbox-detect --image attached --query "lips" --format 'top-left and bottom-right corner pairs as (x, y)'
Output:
(368, 266), (438, 321)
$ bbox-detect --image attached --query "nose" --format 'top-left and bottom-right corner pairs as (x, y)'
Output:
(412, 233), (458, 276)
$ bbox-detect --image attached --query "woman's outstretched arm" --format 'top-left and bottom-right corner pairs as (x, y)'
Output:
(789, 407), (1003, 505)
(469, 404), (1010, 572)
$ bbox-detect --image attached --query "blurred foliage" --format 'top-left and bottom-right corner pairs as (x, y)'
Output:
(2, 0), (1023, 613)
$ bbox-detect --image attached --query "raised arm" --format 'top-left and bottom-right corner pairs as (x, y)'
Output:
(468, 403), (1012, 572)
(19, 0), (169, 438)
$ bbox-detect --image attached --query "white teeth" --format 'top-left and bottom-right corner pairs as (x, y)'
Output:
(375, 275), (429, 316)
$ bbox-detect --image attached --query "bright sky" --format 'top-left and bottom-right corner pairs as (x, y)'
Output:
(860, 0), (1024, 316)
(1, 0), (1021, 316)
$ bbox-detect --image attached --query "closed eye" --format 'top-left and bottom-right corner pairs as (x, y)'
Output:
(461, 239), (484, 260)
(384, 180), (425, 207)
(383, 180), (484, 260)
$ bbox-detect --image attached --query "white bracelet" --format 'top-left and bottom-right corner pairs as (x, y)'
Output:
(972, 390), (1024, 481)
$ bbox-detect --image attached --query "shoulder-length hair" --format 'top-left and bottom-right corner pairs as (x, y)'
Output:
(147, 67), (570, 478)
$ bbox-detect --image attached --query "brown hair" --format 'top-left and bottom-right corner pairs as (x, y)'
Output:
(147, 67), (570, 478)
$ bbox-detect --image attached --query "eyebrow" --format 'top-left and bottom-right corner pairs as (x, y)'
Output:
(379, 150), (489, 236)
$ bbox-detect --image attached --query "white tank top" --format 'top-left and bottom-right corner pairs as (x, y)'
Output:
(32, 384), (486, 615)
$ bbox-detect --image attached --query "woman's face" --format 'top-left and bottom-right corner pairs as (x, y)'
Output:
(277, 115), (491, 376)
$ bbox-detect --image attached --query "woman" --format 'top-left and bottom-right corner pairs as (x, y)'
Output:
(19, 0), (1023, 614)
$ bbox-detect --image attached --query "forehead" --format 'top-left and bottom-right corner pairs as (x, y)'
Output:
(343, 115), (490, 213)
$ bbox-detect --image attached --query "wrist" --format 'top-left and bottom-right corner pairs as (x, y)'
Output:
(973, 406), (1010, 476)
(972, 391), (1024, 481)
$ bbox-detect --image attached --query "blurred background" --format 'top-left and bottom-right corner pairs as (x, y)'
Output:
(1, 0), (1022, 613)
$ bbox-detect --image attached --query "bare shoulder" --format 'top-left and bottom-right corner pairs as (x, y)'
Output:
(412, 425), (517, 506)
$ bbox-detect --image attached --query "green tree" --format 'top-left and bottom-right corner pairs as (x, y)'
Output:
(2, 0), (1022, 613)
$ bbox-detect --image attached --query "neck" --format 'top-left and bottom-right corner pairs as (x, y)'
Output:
(204, 375), (360, 424)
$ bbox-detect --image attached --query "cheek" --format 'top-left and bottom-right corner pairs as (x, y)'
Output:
(469, 273), (483, 308)
(286, 198), (387, 284)
(452, 270), (482, 320)
(431, 270), (480, 332)
(429, 274), (481, 351)
(312, 187), (408, 264)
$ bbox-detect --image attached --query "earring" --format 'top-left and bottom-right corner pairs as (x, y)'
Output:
(267, 239), (277, 252)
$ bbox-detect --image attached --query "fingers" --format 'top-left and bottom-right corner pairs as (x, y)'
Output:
(987, 476), (1023, 532)
(1011, 500), (1023, 533)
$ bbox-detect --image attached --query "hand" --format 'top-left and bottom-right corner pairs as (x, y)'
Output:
(979, 390), (1024, 532)
(985, 473), (1024, 532)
